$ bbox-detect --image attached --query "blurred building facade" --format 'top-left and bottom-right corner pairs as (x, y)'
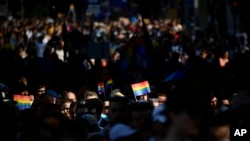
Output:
(167, 0), (249, 35)
(0, 0), (8, 17)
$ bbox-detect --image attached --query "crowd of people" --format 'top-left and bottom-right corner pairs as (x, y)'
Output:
(0, 10), (250, 141)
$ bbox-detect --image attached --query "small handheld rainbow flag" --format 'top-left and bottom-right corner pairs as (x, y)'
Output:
(98, 82), (105, 94)
(13, 95), (31, 110)
(131, 81), (151, 97)
(106, 78), (114, 88)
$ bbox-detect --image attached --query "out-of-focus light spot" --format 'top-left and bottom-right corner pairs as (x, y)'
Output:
(69, 4), (75, 10)
(101, 59), (107, 68)
(232, 2), (238, 6)
(90, 59), (95, 65)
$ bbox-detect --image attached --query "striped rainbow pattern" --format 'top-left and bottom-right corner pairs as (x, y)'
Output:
(106, 78), (114, 87)
(13, 95), (31, 110)
(131, 81), (151, 96)
(98, 82), (105, 94)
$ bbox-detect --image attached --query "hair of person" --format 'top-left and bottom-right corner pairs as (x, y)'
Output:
(157, 93), (167, 97)
(84, 90), (98, 99)
(35, 83), (46, 89)
(30, 83), (46, 94)
(18, 76), (27, 85)
(60, 99), (73, 107)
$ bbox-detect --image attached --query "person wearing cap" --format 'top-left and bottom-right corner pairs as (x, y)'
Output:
(45, 90), (58, 104)
(32, 90), (60, 117)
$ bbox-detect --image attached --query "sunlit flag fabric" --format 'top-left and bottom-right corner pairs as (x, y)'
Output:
(131, 81), (151, 96)
(13, 95), (31, 110)
(98, 82), (105, 94)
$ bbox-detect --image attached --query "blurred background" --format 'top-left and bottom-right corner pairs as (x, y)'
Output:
(0, 0), (249, 36)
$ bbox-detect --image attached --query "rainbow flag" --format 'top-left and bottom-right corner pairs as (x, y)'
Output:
(13, 95), (31, 110)
(98, 82), (105, 94)
(131, 81), (151, 96)
(106, 78), (114, 88)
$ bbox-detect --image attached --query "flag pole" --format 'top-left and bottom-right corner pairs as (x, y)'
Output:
(134, 94), (138, 102)
(103, 90), (106, 101)
(146, 93), (149, 102)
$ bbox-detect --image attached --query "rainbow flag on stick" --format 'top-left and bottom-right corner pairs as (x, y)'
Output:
(13, 95), (31, 110)
(131, 81), (151, 97)
(98, 82), (105, 94)
(106, 78), (114, 88)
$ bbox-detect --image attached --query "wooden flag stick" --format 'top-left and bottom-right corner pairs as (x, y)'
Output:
(134, 94), (138, 102)
(146, 93), (150, 101)
(103, 90), (106, 101)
